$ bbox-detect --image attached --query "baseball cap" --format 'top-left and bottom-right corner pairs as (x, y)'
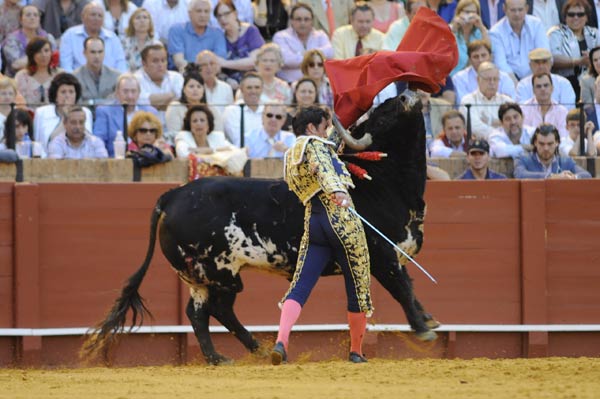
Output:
(529, 48), (552, 61)
(468, 139), (489, 153)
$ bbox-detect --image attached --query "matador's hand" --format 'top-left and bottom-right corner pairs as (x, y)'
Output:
(331, 192), (351, 207)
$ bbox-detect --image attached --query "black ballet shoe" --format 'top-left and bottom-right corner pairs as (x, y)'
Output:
(271, 341), (287, 365)
(348, 351), (368, 363)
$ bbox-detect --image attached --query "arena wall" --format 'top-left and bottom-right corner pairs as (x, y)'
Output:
(1, 180), (599, 367)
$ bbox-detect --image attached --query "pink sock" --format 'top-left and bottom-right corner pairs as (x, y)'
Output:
(276, 300), (302, 350)
(348, 312), (367, 354)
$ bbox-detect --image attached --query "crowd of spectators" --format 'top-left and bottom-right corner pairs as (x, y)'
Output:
(0, 0), (598, 180)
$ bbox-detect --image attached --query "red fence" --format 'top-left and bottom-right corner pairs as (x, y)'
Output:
(1, 180), (599, 367)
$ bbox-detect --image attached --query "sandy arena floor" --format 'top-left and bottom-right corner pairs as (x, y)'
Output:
(1, 357), (599, 399)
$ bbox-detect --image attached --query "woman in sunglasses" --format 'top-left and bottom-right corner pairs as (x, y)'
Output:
(175, 104), (234, 158)
(299, 49), (333, 107)
(127, 111), (173, 157)
(548, 0), (600, 100)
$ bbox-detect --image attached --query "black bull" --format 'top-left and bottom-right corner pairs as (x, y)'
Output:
(82, 95), (439, 365)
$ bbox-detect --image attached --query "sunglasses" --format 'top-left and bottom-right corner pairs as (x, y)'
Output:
(137, 128), (158, 134)
(308, 62), (324, 68)
(265, 113), (285, 120)
(566, 11), (586, 17)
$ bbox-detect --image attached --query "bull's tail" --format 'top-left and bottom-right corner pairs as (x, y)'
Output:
(80, 196), (165, 362)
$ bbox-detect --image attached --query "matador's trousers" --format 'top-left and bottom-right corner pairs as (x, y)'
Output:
(281, 192), (373, 316)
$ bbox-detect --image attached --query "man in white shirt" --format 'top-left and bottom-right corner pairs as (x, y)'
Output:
(196, 50), (234, 114)
(559, 108), (597, 156)
(515, 47), (576, 109)
(223, 71), (264, 147)
(48, 106), (108, 159)
(246, 104), (296, 158)
(430, 110), (469, 157)
(522, 72), (569, 138)
(142, 0), (190, 43)
(460, 62), (514, 139)
(488, 102), (535, 157)
(453, 39), (516, 103)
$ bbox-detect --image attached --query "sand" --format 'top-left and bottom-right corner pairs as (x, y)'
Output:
(1, 357), (599, 399)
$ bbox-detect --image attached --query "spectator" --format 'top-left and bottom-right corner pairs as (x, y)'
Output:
(0, 109), (46, 158)
(33, 73), (94, 151)
(246, 103), (295, 158)
(285, 76), (319, 130)
(223, 71), (263, 147)
(584, 74), (600, 128)
(299, 0), (354, 37)
(273, 2), (333, 83)
(522, 72), (569, 138)
(169, 0), (227, 72)
(251, 43), (292, 104)
(120, 7), (161, 72)
(453, 39), (516, 103)
(527, 0), (561, 31)
(332, 2), (384, 59)
(515, 47), (576, 108)
(0, 77), (28, 141)
(252, 0), (289, 41)
(59, 2), (128, 73)
(175, 103), (234, 157)
(32, 0), (89, 39)
(94, 73), (158, 156)
(208, 0), (253, 27)
(214, 0), (264, 86)
(417, 90), (453, 154)
(430, 110), (469, 157)
(165, 65), (223, 139)
(489, 0), (550, 81)
(449, 0), (489, 76)
(74, 37), (120, 104)
(48, 106), (107, 159)
(460, 62), (513, 139)
(547, 0), (600, 100)
(580, 45), (600, 104)
(298, 49), (333, 107)
(560, 108), (597, 156)
(15, 36), (62, 108)
(382, 0), (425, 50)
(127, 110), (173, 157)
(370, 0), (404, 33)
(141, 0), (189, 43)
(427, 0), (458, 23)
(98, 0), (138, 37)
(488, 102), (535, 157)
(196, 50), (234, 114)
(481, 0), (505, 28)
(457, 139), (507, 179)
(0, 0), (22, 43)
(513, 123), (592, 178)
(134, 43), (184, 132)
(2, 5), (57, 78)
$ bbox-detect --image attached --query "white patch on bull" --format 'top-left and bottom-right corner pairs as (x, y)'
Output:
(190, 285), (209, 310)
(214, 214), (288, 276)
(396, 210), (421, 267)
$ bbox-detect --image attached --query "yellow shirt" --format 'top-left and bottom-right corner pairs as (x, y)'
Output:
(331, 25), (385, 59)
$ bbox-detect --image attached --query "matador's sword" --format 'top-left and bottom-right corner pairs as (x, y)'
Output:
(344, 204), (438, 284)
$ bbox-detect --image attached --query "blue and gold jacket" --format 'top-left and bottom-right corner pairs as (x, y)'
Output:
(284, 134), (354, 205)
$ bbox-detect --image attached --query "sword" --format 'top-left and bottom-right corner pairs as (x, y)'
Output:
(345, 205), (438, 284)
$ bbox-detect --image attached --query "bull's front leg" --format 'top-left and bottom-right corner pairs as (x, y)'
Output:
(207, 285), (261, 355)
(186, 289), (232, 365)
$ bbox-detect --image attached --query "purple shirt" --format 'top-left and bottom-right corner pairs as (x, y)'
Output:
(273, 27), (334, 82)
(223, 24), (265, 82)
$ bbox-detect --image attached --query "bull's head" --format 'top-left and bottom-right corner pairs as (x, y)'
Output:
(332, 115), (372, 151)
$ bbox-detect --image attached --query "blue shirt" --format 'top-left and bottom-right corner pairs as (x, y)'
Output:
(245, 128), (296, 159)
(513, 152), (592, 179)
(168, 22), (227, 63)
(489, 15), (550, 79)
(458, 168), (507, 180)
(59, 25), (128, 73)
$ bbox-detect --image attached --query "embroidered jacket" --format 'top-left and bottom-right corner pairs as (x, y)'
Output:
(284, 135), (354, 205)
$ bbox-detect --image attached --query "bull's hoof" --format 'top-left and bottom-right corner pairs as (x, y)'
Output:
(207, 354), (233, 366)
(424, 314), (441, 330)
(415, 330), (438, 342)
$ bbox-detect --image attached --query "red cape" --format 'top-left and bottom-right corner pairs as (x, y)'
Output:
(324, 8), (458, 128)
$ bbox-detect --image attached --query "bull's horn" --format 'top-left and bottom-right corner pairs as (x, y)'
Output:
(398, 88), (420, 109)
(332, 115), (372, 150)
